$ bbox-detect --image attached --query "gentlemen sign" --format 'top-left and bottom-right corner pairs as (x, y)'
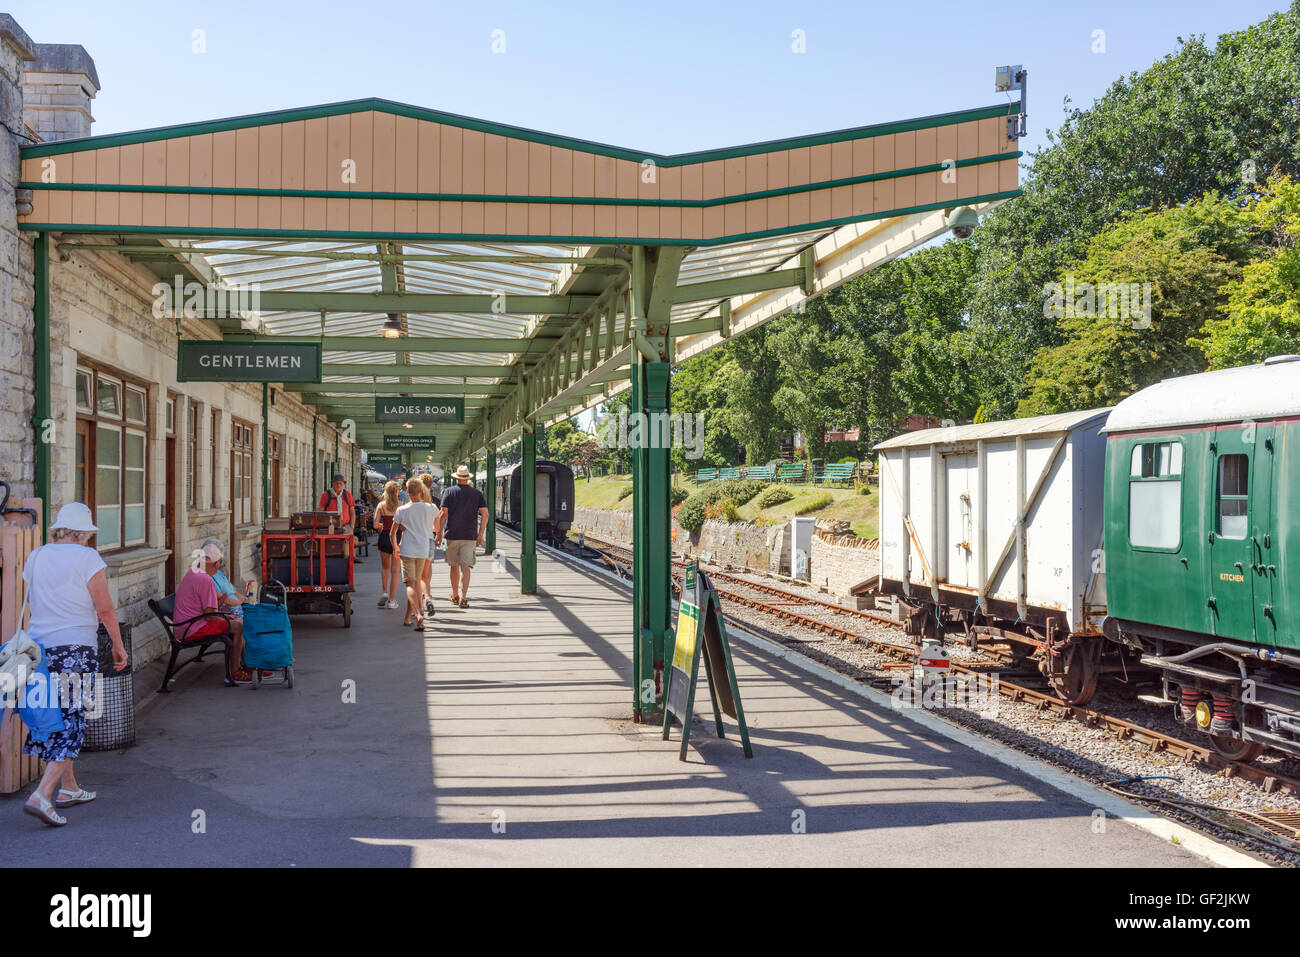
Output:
(177, 340), (322, 382)
(374, 398), (464, 423)
(384, 435), (436, 451)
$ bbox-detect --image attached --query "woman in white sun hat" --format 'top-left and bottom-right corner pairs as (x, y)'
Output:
(20, 503), (127, 827)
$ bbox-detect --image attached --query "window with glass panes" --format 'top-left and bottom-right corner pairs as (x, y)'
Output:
(75, 365), (148, 551)
(232, 418), (255, 525)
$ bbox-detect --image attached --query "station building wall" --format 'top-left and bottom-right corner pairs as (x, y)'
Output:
(0, 18), (361, 666)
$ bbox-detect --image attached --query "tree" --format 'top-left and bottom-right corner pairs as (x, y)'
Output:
(669, 347), (743, 471)
(1196, 176), (1300, 367)
(715, 327), (786, 465)
(1018, 192), (1258, 415)
(969, 4), (1300, 415)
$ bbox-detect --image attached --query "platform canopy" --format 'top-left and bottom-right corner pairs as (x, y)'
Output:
(23, 96), (1021, 461)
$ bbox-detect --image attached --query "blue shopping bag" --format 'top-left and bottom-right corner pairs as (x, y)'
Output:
(240, 599), (294, 670)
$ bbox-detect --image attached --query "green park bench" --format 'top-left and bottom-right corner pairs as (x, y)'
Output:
(777, 462), (806, 483)
(745, 465), (775, 481)
(718, 467), (742, 480)
(817, 461), (857, 486)
(694, 468), (718, 482)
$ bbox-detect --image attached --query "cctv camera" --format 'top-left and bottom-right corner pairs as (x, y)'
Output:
(946, 205), (979, 240)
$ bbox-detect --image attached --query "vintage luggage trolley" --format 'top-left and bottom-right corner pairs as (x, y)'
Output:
(260, 511), (354, 627)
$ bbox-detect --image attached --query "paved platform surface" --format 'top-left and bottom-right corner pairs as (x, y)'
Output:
(4, 534), (1210, 867)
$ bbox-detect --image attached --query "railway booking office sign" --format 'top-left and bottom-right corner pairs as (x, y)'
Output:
(384, 435), (436, 451)
(374, 398), (465, 424)
(663, 561), (753, 760)
(177, 340), (322, 382)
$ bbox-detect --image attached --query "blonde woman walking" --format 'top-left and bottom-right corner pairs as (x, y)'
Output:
(21, 503), (128, 827)
(418, 474), (441, 619)
(372, 481), (401, 610)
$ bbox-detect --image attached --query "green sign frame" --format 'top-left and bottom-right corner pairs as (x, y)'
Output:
(366, 452), (404, 466)
(374, 397), (464, 423)
(384, 435), (436, 451)
(662, 563), (752, 761)
(177, 340), (322, 382)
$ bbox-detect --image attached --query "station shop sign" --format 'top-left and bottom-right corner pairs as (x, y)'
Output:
(366, 453), (405, 466)
(177, 340), (322, 382)
(374, 398), (464, 423)
(384, 435), (436, 451)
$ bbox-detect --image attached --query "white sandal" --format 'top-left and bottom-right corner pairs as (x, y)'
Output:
(24, 793), (67, 826)
(55, 787), (97, 807)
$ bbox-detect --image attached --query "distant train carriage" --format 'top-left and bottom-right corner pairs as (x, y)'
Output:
(1103, 356), (1300, 760)
(494, 460), (574, 547)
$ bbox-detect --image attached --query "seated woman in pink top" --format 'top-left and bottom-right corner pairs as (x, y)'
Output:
(174, 543), (248, 683)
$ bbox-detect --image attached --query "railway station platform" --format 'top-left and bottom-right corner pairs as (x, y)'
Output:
(4, 536), (1225, 867)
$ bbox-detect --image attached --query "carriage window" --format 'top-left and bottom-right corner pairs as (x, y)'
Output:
(1216, 454), (1249, 539)
(1129, 440), (1182, 549)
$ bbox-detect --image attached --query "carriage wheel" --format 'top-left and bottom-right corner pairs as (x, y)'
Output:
(1048, 641), (1100, 706)
(1208, 734), (1264, 762)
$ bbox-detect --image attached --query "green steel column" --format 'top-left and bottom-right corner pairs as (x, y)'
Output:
(632, 358), (673, 720)
(484, 446), (497, 552)
(631, 360), (646, 717)
(33, 232), (50, 530)
(470, 455), (478, 487)
(262, 383), (270, 520)
(312, 417), (318, 496)
(333, 431), (339, 484)
(645, 360), (672, 715)
(520, 427), (537, 593)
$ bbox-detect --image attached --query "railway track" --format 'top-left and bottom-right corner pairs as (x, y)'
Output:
(569, 532), (1300, 846)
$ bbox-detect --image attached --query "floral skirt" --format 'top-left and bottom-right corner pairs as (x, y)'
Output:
(23, 644), (98, 763)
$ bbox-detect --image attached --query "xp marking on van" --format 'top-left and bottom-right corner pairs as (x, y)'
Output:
(49, 887), (151, 937)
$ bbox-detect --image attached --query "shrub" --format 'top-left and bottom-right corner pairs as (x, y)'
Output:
(794, 493), (833, 515)
(755, 485), (795, 508)
(721, 499), (740, 523)
(670, 486), (689, 505)
(617, 485), (634, 501)
(677, 496), (706, 533)
(677, 478), (764, 532)
(837, 456), (858, 465)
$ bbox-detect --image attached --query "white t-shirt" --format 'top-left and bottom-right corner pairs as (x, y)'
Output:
(22, 543), (107, 649)
(392, 501), (435, 559)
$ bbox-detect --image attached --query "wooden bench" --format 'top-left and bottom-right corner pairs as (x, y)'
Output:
(148, 594), (235, 692)
(694, 468), (718, 483)
(817, 461), (857, 486)
(718, 467), (742, 481)
(777, 462), (806, 483)
(745, 465), (776, 481)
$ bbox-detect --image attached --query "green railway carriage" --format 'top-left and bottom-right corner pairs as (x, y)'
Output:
(1103, 356), (1300, 760)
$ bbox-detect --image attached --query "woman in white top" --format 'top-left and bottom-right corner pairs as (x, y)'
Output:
(21, 503), (127, 827)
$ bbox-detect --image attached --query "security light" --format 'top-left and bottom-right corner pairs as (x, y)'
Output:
(380, 313), (404, 339)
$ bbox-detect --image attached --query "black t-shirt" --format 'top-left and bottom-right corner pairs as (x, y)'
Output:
(441, 483), (487, 540)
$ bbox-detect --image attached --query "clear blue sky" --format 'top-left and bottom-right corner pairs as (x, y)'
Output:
(12, 0), (1289, 164)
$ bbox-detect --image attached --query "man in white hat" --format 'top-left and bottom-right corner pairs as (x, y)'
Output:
(173, 542), (249, 683)
(433, 464), (489, 608)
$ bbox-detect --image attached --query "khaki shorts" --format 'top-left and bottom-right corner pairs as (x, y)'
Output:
(444, 540), (477, 566)
(400, 557), (428, 583)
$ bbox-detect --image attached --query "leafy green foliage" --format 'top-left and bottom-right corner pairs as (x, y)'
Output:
(670, 486), (689, 506)
(1196, 176), (1300, 366)
(755, 485), (795, 508)
(675, 479), (767, 533)
(1018, 193), (1259, 414)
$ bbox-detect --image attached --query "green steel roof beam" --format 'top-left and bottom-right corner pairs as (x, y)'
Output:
(286, 382), (512, 395)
